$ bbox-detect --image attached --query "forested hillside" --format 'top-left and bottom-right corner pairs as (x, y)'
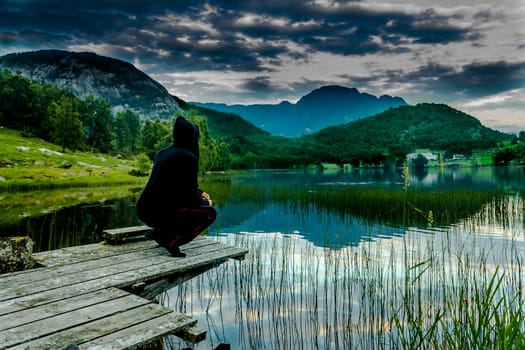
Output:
(173, 96), (268, 138)
(305, 103), (511, 166)
(0, 69), (230, 172)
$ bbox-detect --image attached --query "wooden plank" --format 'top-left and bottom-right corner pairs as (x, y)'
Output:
(0, 237), (219, 288)
(175, 325), (207, 344)
(0, 244), (247, 316)
(0, 240), (229, 300)
(31, 236), (214, 267)
(31, 240), (157, 267)
(0, 253), (178, 301)
(0, 287), (129, 331)
(80, 313), (196, 350)
(0, 246), (166, 289)
(104, 225), (153, 244)
(132, 264), (216, 300)
(0, 293), (152, 348)
(6, 303), (194, 350)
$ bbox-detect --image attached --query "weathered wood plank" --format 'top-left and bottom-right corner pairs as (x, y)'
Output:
(31, 240), (157, 267)
(0, 253), (177, 301)
(0, 227), (248, 349)
(0, 293), (152, 348)
(131, 264), (216, 300)
(80, 313), (196, 350)
(0, 287), (129, 332)
(104, 225), (153, 244)
(175, 325), (207, 344)
(0, 244), (247, 315)
(0, 240), (231, 300)
(31, 236), (215, 267)
(6, 303), (192, 350)
(0, 246), (166, 289)
(0, 237), (219, 288)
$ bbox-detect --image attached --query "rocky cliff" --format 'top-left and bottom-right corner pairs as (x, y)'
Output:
(0, 50), (179, 119)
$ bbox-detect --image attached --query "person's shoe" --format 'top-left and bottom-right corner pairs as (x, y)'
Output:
(167, 243), (186, 257)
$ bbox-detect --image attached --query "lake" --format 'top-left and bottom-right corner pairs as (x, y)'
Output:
(1, 166), (524, 349)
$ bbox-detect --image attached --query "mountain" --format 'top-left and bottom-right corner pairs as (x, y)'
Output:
(0, 50), (179, 119)
(172, 96), (270, 138)
(192, 85), (407, 137)
(306, 103), (510, 164)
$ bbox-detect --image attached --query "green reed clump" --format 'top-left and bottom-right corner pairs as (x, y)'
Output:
(271, 185), (507, 229)
(439, 267), (525, 349)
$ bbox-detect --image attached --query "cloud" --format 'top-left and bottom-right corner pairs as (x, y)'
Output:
(413, 60), (525, 98)
(1, 0), (523, 132)
(0, 0), (487, 72)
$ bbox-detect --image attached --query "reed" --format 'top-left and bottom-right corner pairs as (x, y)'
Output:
(272, 184), (507, 229)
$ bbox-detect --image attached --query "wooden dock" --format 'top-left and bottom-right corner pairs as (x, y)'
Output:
(0, 226), (247, 349)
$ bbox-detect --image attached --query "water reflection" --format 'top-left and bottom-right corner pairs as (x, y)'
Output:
(0, 167), (524, 348)
(0, 186), (143, 252)
(217, 203), (404, 248)
(1, 167), (524, 251)
(163, 221), (524, 349)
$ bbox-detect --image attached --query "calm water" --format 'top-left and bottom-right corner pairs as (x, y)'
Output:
(1, 166), (524, 349)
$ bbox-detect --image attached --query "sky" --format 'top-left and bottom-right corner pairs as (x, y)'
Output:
(1, 0), (524, 133)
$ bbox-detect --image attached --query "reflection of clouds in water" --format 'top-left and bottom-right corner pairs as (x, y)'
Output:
(163, 223), (524, 349)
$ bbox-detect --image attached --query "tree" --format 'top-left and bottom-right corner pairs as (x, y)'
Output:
(48, 96), (84, 152)
(493, 148), (516, 166)
(413, 154), (429, 168)
(114, 110), (141, 154)
(129, 153), (152, 176)
(0, 71), (38, 133)
(81, 95), (114, 153)
(138, 119), (171, 159)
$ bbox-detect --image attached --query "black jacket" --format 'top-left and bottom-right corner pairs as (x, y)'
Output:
(136, 117), (206, 227)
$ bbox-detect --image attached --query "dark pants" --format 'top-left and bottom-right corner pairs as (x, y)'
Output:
(153, 206), (217, 251)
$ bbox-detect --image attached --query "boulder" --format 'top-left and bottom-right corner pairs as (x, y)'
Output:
(0, 236), (36, 273)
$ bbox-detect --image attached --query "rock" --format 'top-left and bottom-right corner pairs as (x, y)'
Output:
(0, 236), (36, 273)
(0, 159), (13, 167)
(39, 148), (64, 156)
(59, 161), (73, 169)
(77, 161), (102, 168)
(0, 176), (5, 182)
(16, 146), (30, 151)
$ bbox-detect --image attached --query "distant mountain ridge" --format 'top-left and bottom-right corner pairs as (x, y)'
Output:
(192, 85), (407, 136)
(0, 50), (179, 119)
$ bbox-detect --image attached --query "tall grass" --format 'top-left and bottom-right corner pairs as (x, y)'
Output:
(272, 184), (507, 229)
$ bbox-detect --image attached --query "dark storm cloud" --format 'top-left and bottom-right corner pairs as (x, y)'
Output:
(364, 60), (525, 100)
(0, 0), (486, 72)
(242, 76), (276, 92)
(443, 61), (525, 96)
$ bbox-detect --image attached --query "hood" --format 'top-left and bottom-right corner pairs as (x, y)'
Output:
(173, 116), (199, 157)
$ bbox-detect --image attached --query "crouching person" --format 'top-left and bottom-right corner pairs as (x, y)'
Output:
(136, 116), (216, 257)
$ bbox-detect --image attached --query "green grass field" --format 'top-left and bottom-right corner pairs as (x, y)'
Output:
(0, 127), (147, 190)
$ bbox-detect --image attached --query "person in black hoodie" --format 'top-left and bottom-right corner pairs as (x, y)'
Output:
(136, 116), (216, 257)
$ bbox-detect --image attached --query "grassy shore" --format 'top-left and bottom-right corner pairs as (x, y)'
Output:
(0, 127), (147, 190)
